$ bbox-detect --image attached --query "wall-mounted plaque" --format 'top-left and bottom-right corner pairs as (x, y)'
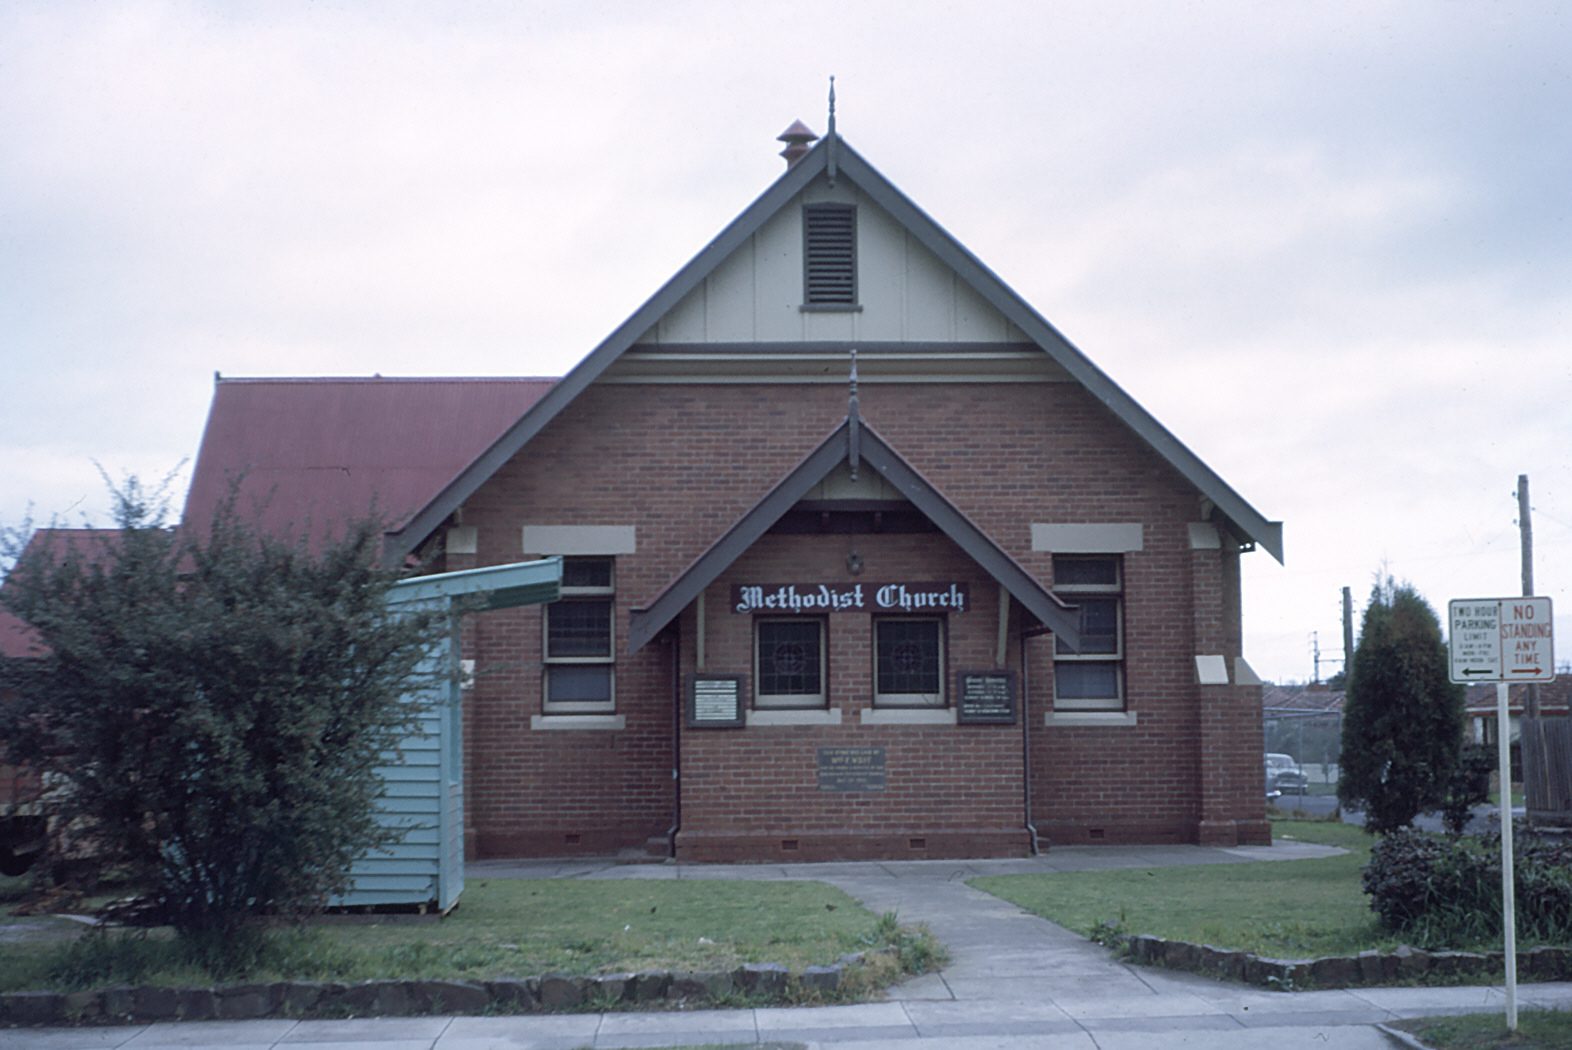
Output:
(686, 675), (745, 729)
(817, 747), (887, 792)
(957, 671), (1017, 725)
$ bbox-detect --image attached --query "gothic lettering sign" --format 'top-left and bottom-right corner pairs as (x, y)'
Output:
(817, 747), (887, 792)
(686, 675), (745, 728)
(957, 670), (1017, 725)
(733, 582), (969, 615)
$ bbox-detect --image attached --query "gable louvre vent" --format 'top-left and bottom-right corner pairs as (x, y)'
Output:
(803, 204), (857, 306)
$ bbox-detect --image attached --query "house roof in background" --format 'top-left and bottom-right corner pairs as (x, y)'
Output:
(1261, 683), (1345, 713)
(1, 528), (125, 659)
(182, 376), (556, 552)
(1465, 677), (1572, 714)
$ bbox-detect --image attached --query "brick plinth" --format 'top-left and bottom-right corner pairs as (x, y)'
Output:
(675, 827), (1030, 863)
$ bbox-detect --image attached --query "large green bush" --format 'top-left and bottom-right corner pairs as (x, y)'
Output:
(1363, 827), (1572, 947)
(0, 480), (441, 971)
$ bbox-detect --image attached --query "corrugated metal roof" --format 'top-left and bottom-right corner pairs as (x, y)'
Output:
(181, 377), (556, 547)
(1, 528), (125, 659)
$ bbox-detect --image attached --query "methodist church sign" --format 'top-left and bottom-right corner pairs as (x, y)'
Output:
(732, 582), (970, 615)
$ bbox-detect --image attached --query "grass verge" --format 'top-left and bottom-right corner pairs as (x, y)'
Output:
(0, 877), (942, 997)
(1392, 1009), (1572, 1048)
(972, 819), (1395, 959)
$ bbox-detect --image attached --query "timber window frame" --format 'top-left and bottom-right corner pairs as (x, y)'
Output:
(543, 557), (616, 714)
(1052, 555), (1125, 711)
(754, 617), (828, 709)
(873, 617), (946, 708)
(801, 203), (858, 308)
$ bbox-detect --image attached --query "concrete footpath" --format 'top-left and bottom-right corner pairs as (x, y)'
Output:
(13, 841), (1570, 1049)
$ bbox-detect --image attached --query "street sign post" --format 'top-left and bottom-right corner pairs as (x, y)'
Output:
(1449, 597), (1556, 685)
(1448, 596), (1556, 1032)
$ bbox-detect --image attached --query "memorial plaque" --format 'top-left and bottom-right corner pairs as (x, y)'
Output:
(686, 675), (745, 729)
(957, 671), (1017, 724)
(817, 747), (886, 792)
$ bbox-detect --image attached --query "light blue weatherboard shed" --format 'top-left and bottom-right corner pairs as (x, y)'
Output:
(331, 557), (562, 912)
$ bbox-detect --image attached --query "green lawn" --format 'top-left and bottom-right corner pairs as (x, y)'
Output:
(0, 877), (940, 994)
(972, 820), (1398, 958)
(1392, 1009), (1572, 1048)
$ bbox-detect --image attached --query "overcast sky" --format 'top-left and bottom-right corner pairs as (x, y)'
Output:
(3, 1), (1568, 684)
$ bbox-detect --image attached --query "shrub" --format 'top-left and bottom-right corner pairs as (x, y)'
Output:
(1364, 826), (1572, 947)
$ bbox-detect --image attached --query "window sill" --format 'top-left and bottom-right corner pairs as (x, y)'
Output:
(746, 708), (842, 727)
(860, 708), (957, 726)
(1045, 711), (1138, 727)
(531, 714), (626, 731)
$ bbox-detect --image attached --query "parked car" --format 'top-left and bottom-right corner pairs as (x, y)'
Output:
(1265, 753), (1309, 795)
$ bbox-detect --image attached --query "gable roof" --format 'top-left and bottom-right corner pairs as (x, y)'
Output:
(1, 528), (125, 660)
(384, 131), (1282, 567)
(627, 414), (1080, 654)
(184, 376), (555, 551)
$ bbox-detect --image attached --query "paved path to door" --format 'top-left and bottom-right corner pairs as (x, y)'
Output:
(15, 841), (1572, 1048)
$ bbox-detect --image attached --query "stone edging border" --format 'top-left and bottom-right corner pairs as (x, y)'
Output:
(0, 951), (882, 1028)
(1117, 934), (1572, 990)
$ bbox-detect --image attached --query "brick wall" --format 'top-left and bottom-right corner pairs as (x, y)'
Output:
(451, 378), (1267, 859)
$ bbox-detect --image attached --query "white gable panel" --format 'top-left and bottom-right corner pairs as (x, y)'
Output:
(752, 205), (802, 342)
(903, 232), (957, 341)
(701, 230), (756, 342)
(636, 175), (1017, 347)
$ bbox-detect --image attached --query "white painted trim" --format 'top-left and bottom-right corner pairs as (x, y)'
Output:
(1195, 655), (1230, 685)
(860, 707), (958, 726)
(1188, 523), (1222, 550)
(530, 714), (627, 731)
(1045, 711), (1139, 727)
(522, 525), (636, 556)
(445, 525), (478, 555)
(745, 708), (843, 727)
(1031, 523), (1144, 553)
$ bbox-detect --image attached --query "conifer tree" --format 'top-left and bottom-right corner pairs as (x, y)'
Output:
(1337, 576), (1469, 833)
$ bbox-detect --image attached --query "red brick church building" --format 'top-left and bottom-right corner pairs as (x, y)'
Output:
(179, 121), (1282, 862)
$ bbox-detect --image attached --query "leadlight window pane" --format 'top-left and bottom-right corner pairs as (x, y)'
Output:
(562, 557), (613, 590)
(876, 620), (941, 695)
(1055, 556), (1119, 588)
(757, 620), (823, 696)
(1054, 662), (1121, 700)
(546, 599), (612, 658)
(546, 665), (612, 704)
(1056, 597), (1120, 656)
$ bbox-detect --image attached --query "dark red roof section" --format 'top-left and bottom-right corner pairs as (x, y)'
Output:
(1465, 677), (1571, 715)
(181, 377), (556, 547)
(1, 528), (125, 659)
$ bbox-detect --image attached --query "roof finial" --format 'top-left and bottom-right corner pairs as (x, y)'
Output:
(826, 76), (839, 186)
(847, 347), (860, 480)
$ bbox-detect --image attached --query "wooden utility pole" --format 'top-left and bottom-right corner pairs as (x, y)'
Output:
(1342, 586), (1354, 678)
(1520, 475), (1539, 717)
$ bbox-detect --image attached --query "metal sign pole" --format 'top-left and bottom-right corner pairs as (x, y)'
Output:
(1497, 679), (1518, 1031)
(1449, 596), (1554, 1035)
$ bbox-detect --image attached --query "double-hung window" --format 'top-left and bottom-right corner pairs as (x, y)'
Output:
(543, 557), (615, 713)
(1052, 555), (1124, 710)
(874, 617), (945, 707)
(754, 618), (826, 709)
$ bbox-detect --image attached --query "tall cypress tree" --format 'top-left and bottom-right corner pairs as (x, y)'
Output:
(1338, 577), (1468, 833)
